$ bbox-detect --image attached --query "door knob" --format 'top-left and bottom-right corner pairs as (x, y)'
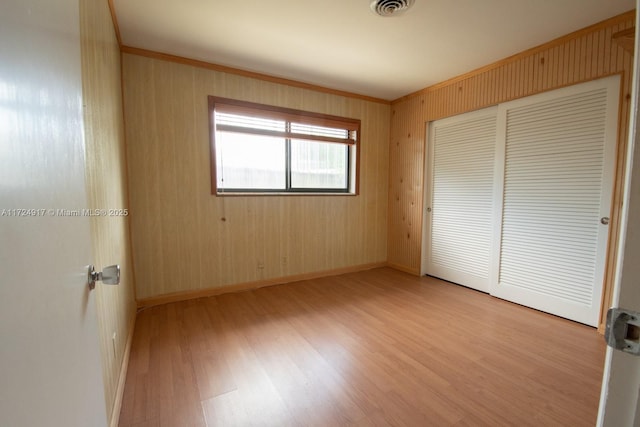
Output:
(601, 217), (610, 225)
(87, 264), (120, 290)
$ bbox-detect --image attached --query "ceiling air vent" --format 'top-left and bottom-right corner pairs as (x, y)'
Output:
(370, 0), (415, 17)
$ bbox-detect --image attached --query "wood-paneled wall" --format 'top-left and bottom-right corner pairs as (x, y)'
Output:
(388, 11), (635, 325)
(80, 1), (137, 425)
(122, 54), (390, 301)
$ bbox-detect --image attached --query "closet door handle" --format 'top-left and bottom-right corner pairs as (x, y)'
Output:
(601, 217), (610, 225)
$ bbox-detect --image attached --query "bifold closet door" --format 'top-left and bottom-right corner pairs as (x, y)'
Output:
(424, 107), (498, 293)
(491, 76), (619, 326)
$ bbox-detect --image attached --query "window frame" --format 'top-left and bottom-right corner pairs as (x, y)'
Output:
(208, 96), (360, 196)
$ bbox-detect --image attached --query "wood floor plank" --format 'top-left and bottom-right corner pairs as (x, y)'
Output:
(119, 268), (606, 426)
(204, 300), (295, 426)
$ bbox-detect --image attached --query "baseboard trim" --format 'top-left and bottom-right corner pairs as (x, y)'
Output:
(386, 262), (421, 276)
(109, 312), (136, 427)
(137, 262), (387, 308)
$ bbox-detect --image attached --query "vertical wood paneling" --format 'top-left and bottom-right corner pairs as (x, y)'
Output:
(80, 0), (137, 426)
(387, 7), (635, 324)
(123, 55), (390, 300)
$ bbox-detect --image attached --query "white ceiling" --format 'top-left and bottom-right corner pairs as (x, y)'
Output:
(113, 0), (635, 101)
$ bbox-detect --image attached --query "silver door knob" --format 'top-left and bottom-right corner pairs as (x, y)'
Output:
(601, 217), (610, 225)
(87, 264), (120, 290)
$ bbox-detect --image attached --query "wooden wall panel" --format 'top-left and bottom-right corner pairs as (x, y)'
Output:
(80, 1), (137, 425)
(122, 54), (390, 300)
(387, 10), (635, 326)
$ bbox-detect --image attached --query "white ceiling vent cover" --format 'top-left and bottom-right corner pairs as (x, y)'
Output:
(370, 0), (415, 16)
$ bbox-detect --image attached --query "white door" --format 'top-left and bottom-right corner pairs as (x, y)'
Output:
(598, 6), (640, 425)
(491, 76), (620, 327)
(423, 107), (498, 292)
(0, 1), (108, 426)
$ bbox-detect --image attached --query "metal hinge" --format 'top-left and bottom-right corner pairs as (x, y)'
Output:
(605, 308), (640, 356)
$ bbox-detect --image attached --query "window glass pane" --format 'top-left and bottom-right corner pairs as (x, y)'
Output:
(290, 140), (348, 189)
(290, 123), (349, 140)
(216, 113), (285, 133)
(210, 98), (359, 194)
(216, 132), (286, 190)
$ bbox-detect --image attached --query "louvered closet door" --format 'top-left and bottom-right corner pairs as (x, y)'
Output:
(491, 76), (620, 326)
(425, 107), (498, 292)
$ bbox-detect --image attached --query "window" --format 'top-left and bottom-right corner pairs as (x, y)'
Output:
(208, 96), (360, 195)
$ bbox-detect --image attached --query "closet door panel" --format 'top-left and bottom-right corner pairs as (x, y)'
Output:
(425, 108), (498, 292)
(491, 76), (619, 326)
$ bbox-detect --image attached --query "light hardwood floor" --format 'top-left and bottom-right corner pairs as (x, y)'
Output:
(118, 268), (606, 426)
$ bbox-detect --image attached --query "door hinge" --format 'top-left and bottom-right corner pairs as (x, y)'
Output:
(605, 308), (640, 356)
